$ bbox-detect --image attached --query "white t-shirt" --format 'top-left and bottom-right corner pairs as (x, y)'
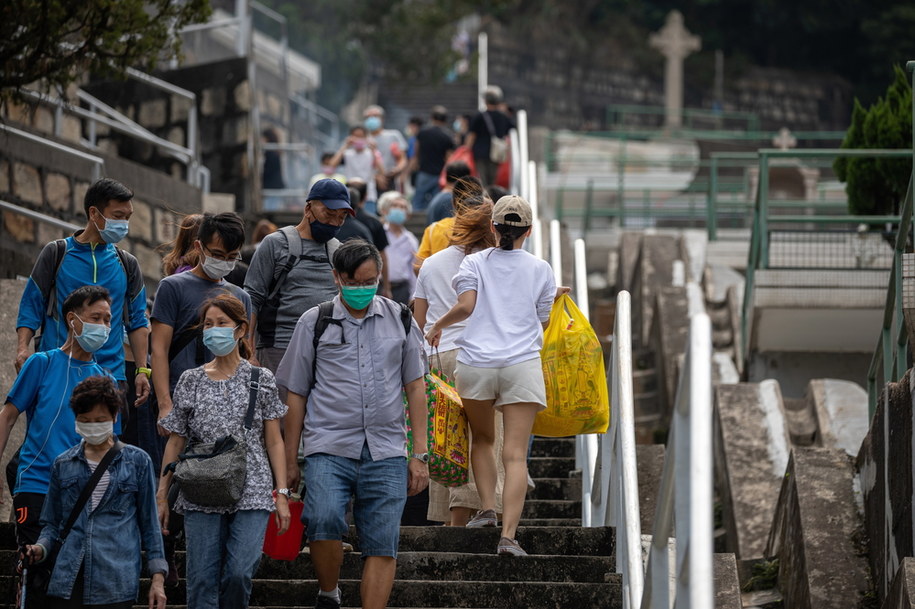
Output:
(453, 247), (556, 368)
(342, 148), (378, 201)
(414, 245), (467, 355)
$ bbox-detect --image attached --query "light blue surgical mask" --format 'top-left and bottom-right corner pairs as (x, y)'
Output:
(364, 116), (382, 132)
(72, 315), (111, 353)
(340, 284), (378, 310)
(203, 326), (239, 357)
(95, 217), (129, 244)
(387, 208), (407, 225)
(453, 120), (462, 132)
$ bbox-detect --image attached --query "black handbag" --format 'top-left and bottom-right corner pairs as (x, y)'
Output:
(30, 442), (123, 596)
(166, 368), (261, 507)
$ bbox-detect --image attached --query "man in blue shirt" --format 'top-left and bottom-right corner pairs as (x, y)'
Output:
(15, 178), (151, 408)
(0, 285), (115, 607)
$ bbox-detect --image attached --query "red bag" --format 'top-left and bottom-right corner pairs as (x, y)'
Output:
(439, 145), (477, 188)
(262, 493), (305, 561)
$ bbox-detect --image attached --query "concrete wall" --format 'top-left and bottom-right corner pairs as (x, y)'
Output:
(748, 351), (873, 398)
(0, 124), (200, 288)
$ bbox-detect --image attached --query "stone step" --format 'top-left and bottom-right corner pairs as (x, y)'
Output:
(520, 518), (582, 527)
(529, 437), (575, 458)
(522, 499), (582, 520)
(397, 526), (613, 556)
(526, 477), (582, 501)
(527, 457), (576, 479)
(130, 577), (624, 608)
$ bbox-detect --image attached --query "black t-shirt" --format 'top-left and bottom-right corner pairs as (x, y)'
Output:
(469, 110), (514, 160)
(356, 208), (390, 250)
(416, 125), (455, 175)
(336, 215), (374, 243)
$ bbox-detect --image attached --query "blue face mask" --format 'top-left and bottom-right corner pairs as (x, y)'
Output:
(72, 315), (111, 353)
(203, 326), (239, 357)
(364, 116), (382, 132)
(340, 284), (378, 310)
(387, 208), (407, 225)
(95, 215), (129, 244)
(453, 120), (463, 132)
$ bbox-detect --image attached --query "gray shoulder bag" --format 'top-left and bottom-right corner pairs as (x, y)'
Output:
(166, 368), (261, 507)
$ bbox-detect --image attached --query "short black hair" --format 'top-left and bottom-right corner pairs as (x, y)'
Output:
(333, 238), (382, 277)
(348, 178), (368, 204)
(198, 212), (245, 252)
(84, 178), (133, 216)
(62, 285), (111, 319)
(347, 187), (363, 208)
(70, 376), (122, 418)
(409, 116), (425, 127)
(445, 161), (472, 184)
(486, 185), (509, 201)
(430, 106), (447, 122)
(321, 152), (335, 164)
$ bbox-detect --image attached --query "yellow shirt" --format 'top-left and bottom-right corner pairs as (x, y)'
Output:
(414, 217), (455, 272)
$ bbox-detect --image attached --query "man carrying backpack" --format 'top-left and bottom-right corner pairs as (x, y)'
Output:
(15, 178), (150, 409)
(276, 239), (428, 609)
(244, 178), (351, 381)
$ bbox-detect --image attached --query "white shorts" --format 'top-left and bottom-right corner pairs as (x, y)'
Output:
(454, 357), (547, 411)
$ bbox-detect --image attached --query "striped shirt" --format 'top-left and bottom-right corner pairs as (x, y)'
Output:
(86, 460), (110, 512)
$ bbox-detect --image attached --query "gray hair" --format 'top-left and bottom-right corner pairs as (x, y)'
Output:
(377, 190), (412, 216)
(483, 85), (503, 105)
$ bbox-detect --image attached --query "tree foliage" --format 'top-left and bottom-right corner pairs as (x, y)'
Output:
(834, 66), (912, 215)
(0, 0), (211, 100)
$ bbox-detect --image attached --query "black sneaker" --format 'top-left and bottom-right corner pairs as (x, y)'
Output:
(165, 557), (179, 588)
(315, 593), (342, 609)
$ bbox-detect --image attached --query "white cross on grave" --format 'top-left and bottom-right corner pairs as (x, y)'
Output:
(773, 127), (797, 150)
(649, 10), (701, 130)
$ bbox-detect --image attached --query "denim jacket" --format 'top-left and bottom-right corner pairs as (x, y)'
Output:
(36, 442), (167, 604)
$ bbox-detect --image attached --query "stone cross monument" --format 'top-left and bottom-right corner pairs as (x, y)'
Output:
(650, 11), (701, 130)
(773, 127), (797, 150)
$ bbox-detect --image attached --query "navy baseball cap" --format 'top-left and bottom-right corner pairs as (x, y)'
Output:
(307, 178), (354, 215)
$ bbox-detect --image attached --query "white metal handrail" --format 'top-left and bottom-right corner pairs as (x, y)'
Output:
(0, 199), (82, 233)
(641, 311), (714, 609)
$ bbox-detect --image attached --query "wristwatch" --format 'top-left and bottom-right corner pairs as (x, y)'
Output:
(411, 452), (430, 464)
(276, 487), (291, 498)
(136, 367), (152, 379)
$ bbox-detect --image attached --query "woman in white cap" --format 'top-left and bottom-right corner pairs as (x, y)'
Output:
(425, 195), (567, 556)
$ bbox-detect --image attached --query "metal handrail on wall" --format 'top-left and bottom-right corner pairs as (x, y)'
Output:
(0, 123), (105, 183)
(739, 147), (909, 368)
(865, 61), (915, 416)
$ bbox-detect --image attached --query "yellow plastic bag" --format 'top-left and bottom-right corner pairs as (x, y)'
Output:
(533, 294), (610, 437)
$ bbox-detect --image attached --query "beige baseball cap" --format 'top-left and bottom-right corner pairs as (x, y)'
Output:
(492, 195), (532, 227)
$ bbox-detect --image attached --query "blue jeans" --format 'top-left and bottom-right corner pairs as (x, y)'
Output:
(303, 442), (407, 557)
(184, 509), (270, 609)
(412, 171), (440, 211)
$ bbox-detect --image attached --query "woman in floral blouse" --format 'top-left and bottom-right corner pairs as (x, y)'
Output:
(157, 292), (290, 609)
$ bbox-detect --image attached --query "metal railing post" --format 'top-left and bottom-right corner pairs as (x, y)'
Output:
(708, 156), (718, 241)
(759, 153), (770, 269)
(583, 179), (594, 236)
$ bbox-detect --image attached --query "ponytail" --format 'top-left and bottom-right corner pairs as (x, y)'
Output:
(494, 224), (529, 250)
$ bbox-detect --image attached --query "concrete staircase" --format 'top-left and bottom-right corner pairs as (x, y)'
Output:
(0, 437), (623, 608)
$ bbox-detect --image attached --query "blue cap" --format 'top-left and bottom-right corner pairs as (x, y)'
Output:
(307, 178), (354, 215)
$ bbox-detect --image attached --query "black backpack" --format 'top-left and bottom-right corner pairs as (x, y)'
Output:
(310, 299), (413, 389)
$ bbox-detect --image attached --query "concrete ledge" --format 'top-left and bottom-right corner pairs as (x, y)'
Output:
(882, 558), (915, 609)
(766, 448), (869, 609)
(714, 553), (743, 608)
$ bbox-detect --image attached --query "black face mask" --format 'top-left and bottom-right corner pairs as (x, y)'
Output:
(310, 219), (341, 243)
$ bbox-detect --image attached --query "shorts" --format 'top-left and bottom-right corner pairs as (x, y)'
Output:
(302, 442), (407, 558)
(454, 357), (547, 411)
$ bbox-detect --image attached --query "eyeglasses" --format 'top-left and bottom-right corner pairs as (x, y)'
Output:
(202, 246), (242, 263)
(339, 278), (380, 288)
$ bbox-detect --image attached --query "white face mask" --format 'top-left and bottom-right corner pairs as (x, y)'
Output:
(75, 421), (113, 445)
(201, 255), (236, 280)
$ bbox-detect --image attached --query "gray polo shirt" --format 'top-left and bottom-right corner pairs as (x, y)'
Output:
(244, 230), (338, 350)
(276, 295), (427, 461)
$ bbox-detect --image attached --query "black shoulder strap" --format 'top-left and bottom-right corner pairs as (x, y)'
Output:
(481, 110), (497, 137)
(398, 302), (412, 337)
(44, 239), (69, 319)
(244, 367), (261, 429)
(311, 301), (343, 389)
(114, 246), (142, 329)
(59, 442), (123, 542)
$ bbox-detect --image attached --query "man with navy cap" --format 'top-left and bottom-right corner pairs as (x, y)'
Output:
(245, 179), (355, 378)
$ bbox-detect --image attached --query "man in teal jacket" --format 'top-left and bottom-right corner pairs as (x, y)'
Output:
(15, 178), (151, 405)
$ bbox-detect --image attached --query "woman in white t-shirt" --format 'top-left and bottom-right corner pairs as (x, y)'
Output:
(425, 195), (567, 556)
(414, 187), (501, 526)
(329, 125), (383, 202)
